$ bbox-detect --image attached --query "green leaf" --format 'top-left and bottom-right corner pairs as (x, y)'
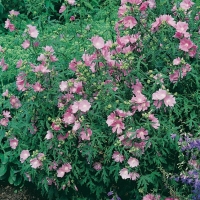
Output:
(83, 2), (94, 10)
(14, 176), (22, 186)
(8, 175), (14, 184)
(0, 154), (9, 164)
(0, 164), (7, 177)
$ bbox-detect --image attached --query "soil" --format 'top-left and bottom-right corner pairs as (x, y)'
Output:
(0, 181), (48, 200)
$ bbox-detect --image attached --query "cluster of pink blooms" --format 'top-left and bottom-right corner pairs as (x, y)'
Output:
(119, 168), (140, 180)
(152, 89), (176, 108)
(143, 193), (179, 200)
(5, 19), (15, 32)
(30, 154), (44, 169)
(57, 163), (72, 178)
(150, 0), (197, 57)
(21, 25), (39, 49)
(0, 58), (8, 71)
(106, 109), (132, 134)
(59, 0), (76, 13)
(148, 114), (160, 129)
(131, 80), (150, 113)
(16, 72), (30, 91)
(169, 58), (191, 83)
(37, 46), (58, 64)
(112, 151), (139, 167)
(0, 110), (11, 127)
(59, 79), (83, 95)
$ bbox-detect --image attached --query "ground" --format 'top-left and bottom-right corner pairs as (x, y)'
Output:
(0, 181), (47, 200)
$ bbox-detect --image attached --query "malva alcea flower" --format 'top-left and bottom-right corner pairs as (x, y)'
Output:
(20, 150), (30, 163)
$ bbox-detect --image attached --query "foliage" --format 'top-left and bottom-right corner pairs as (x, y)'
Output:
(0, 0), (200, 200)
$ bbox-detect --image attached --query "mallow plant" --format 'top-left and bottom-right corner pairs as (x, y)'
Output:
(0, 0), (200, 199)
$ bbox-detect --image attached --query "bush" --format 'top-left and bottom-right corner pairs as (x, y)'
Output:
(0, 0), (200, 199)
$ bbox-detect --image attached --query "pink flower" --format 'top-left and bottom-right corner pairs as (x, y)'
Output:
(151, 17), (161, 32)
(22, 40), (30, 49)
(60, 81), (68, 92)
(106, 113), (116, 126)
(30, 158), (42, 169)
(72, 121), (81, 132)
(160, 15), (176, 27)
(71, 101), (79, 113)
(147, 0), (156, 8)
(37, 54), (46, 62)
(27, 25), (39, 38)
(0, 118), (9, 126)
(115, 109), (133, 117)
(165, 198), (179, 200)
(32, 64), (51, 73)
(25, 173), (31, 182)
(131, 94), (146, 104)
(129, 172), (140, 180)
(140, 2), (149, 11)
(51, 122), (61, 131)
(136, 128), (148, 139)
(32, 82), (44, 92)
(127, 0), (142, 5)
(176, 21), (188, 34)
(91, 36), (105, 49)
(80, 128), (92, 140)
(20, 150), (30, 163)
(169, 70), (180, 83)
(67, 0), (76, 5)
(45, 131), (54, 140)
(119, 168), (130, 179)
(164, 94), (176, 107)
(5, 19), (15, 31)
(118, 4), (127, 17)
(62, 112), (75, 124)
(152, 89), (167, 100)
(78, 100), (91, 112)
(33, 41), (39, 47)
(93, 162), (102, 170)
(154, 100), (163, 109)
(173, 57), (181, 65)
(143, 194), (160, 200)
(181, 64), (191, 77)
(179, 38), (193, 52)
(57, 163), (72, 177)
(16, 73), (29, 91)
(2, 89), (9, 97)
(9, 138), (18, 149)
(148, 114), (160, 129)
(188, 44), (197, 57)
(57, 167), (65, 178)
(61, 163), (72, 173)
(16, 59), (23, 68)
(128, 157), (139, 167)
(180, 0), (194, 11)
(111, 120), (125, 134)
(69, 58), (79, 71)
(112, 151), (124, 163)
(2, 111), (11, 118)
(50, 55), (58, 62)
(123, 16), (137, 29)
(0, 58), (8, 71)
(9, 10), (20, 16)
(70, 16), (76, 21)
(59, 5), (66, 13)
(10, 96), (21, 109)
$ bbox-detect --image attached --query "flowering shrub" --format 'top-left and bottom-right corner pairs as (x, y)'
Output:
(0, 0), (200, 199)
